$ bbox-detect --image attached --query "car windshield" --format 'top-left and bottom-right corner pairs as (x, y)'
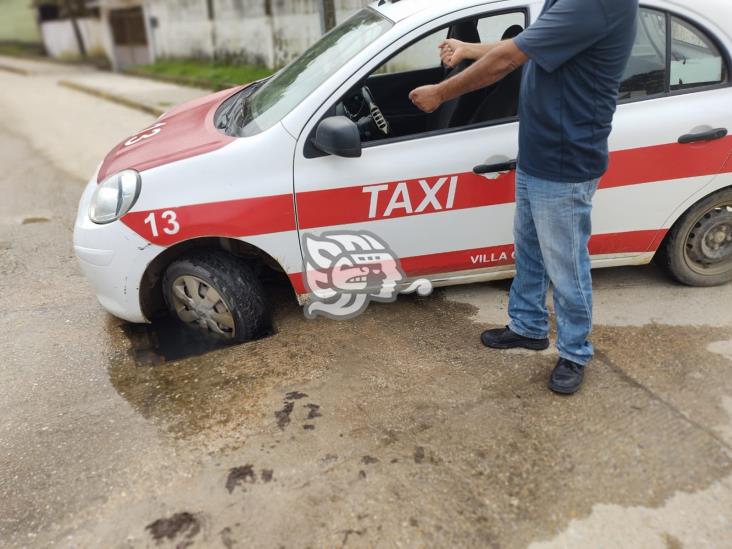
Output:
(237, 8), (392, 137)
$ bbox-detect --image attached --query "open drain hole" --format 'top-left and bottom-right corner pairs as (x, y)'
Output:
(122, 317), (274, 366)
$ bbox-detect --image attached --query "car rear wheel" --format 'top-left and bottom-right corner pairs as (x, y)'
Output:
(660, 188), (732, 287)
(162, 250), (269, 342)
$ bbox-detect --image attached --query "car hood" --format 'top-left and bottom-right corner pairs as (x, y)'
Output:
(97, 85), (247, 183)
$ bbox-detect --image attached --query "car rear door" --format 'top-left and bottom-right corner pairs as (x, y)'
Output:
(591, 5), (732, 258)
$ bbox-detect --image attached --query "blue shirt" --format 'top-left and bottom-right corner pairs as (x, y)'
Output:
(513, 0), (638, 183)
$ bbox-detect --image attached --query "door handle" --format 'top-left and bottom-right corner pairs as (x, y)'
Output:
(678, 128), (727, 144)
(473, 160), (517, 174)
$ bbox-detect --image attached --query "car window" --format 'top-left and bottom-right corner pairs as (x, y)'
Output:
(619, 8), (666, 101)
(238, 9), (392, 137)
(670, 16), (727, 91)
(477, 12), (525, 42)
(334, 10), (526, 148)
(376, 27), (448, 74)
(377, 12), (527, 76)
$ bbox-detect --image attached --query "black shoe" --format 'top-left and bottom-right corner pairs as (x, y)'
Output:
(481, 326), (550, 351)
(549, 358), (585, 395)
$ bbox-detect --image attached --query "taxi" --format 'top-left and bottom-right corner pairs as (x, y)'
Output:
(74, 0), (732, 341)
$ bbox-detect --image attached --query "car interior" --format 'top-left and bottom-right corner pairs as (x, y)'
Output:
(330, 15), (526, 144)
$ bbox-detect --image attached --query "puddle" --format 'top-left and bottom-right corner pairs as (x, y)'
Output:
(106, 282), (307, 436)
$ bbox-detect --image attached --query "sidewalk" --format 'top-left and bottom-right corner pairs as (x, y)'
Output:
(0, 55), (208, 117)
(0, 54), (87, 76)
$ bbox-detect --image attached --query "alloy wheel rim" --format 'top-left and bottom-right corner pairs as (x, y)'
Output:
(170, 275), (236, 338)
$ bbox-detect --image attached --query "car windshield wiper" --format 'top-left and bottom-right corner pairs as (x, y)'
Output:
(217, 79), (268, 134)
(216, 93), (242, 130)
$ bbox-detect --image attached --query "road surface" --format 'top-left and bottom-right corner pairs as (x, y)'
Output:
(1, 64), (731, 548)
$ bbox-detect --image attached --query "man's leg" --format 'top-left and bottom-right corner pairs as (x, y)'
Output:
(507, 169), (551, 341)
(528, 177), (600, 367)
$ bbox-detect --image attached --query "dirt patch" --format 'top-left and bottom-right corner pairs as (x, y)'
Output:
(146, 512), (202, 545)
(305, 403), (322, 419)
(226, 465), (256, 493)
(275, 401), (294, 430)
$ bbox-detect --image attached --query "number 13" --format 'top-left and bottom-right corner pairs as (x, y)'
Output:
(144, 210), (180, 237)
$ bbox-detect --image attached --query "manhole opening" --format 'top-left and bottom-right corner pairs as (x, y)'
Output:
(122, 318), (275, 366)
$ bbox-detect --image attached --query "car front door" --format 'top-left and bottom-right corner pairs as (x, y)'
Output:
(293, 4), (531, 289)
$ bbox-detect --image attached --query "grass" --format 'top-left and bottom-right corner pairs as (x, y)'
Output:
(0, 41), (44, 58)
(127, 59), (275, 90)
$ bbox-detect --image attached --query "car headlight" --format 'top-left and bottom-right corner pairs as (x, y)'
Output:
(89, 170), (141, 224)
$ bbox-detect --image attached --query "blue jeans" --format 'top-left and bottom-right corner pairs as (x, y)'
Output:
(508, 168), (600, 366)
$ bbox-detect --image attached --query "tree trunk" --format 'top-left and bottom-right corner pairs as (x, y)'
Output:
(64, 0), (87, 58)
(319, 0), (337, 33)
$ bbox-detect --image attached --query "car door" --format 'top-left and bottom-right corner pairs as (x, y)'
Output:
(293, 5), (530, 287)
(591, 5), (732, 259)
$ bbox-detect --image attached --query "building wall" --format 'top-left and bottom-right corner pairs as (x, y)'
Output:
(0, 0), (41, 43)
(99, 0), (154, 70)
(145, 0), (370, 68)
(40, 18), (105, 59)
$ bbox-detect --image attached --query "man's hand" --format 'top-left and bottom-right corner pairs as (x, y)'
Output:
(409, 85), (444, 113)
(439, 38), (469, 68)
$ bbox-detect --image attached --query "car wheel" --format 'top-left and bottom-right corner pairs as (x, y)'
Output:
(162, 250), (269, 342)
(660, 188), (732, 287)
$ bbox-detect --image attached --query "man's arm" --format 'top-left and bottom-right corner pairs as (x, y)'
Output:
(440, 38), (500, 67)
(410, 39), (528, 113)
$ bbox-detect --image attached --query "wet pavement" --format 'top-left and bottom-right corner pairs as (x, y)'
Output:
(1, 65), (732, 548)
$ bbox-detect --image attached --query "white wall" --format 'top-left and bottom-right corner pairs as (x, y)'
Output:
(40, 18), (105, 59)
(146, 0), (369, 68)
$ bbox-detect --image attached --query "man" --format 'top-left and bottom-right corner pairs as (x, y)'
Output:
(409, 0), (638, 394)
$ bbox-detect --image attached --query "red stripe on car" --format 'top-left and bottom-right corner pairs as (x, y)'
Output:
(297, 137), (732, 229)
(121, 137), (730, 246)
(288, 229), (665, 295)
(122, 193), (295, 246)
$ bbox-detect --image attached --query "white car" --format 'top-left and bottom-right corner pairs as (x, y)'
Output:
(74, 0), (732, 341)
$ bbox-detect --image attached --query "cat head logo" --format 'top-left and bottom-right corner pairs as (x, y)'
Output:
(302, 231), (432, 320)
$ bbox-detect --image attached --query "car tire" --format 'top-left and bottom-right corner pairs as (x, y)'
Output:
(659, 187), (732, 287)
(162, 250), (269, 342)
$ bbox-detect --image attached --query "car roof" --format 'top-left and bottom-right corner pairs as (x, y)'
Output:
(663, 0), (732, 35)
(372, 0), (732, 33)
(370, 0), (503, 23)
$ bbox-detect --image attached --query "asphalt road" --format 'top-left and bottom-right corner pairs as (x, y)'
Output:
(1, 66), (732, 549)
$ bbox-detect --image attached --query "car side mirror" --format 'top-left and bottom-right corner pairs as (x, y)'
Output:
(312, 116), (362, 158)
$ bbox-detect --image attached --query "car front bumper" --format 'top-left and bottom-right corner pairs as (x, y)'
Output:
(73, 176), (163, 323)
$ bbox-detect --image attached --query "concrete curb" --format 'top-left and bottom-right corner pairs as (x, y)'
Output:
(0, 64), (31, 76)
(122, 69), (226, 91)
(58, 79), (164, 117)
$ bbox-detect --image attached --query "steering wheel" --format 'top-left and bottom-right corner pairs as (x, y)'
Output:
(361, 86), (390, 136)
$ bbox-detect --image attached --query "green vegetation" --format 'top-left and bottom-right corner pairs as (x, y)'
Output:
(0, 41), (44, 57)
(0, 0), (40, 43)
(126, 59), (274, 90)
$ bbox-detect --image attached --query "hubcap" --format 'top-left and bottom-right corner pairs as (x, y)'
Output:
(170, 275), (235, 338)
(684, 203), (732, 274)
